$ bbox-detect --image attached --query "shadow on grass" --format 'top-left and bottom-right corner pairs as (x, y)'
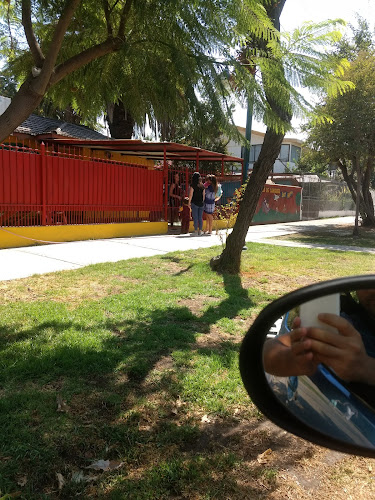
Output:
(0, 272), (253, 384)
(0, 270), (311, 498)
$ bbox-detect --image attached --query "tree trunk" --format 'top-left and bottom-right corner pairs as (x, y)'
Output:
(0, 75), (45, 141)
(210, 128), (285, 274)
(210, 0), (290, 274)
(361, 158), (375, 226)
(353, 157), (361, 236)
(339, 159), (375, 227)
(107, 101), (135, 138)
(267, 0), (287, 31)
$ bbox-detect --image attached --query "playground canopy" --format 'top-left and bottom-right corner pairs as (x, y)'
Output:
(44, 138), (244, 167)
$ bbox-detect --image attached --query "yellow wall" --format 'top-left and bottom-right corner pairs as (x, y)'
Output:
(188, 218), (234, 232)
(0, 222), (168, 249)
(0, 219), (234, 249)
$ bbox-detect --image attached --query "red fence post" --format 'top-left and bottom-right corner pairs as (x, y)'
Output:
(41, 142), (47, 225)
(163, 145), (168, 222)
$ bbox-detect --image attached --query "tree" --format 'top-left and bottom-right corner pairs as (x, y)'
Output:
(301, 18), (375, 232)
(303, 51), (375, 230)
(0, 0), (273, 143)
(211, 3), (351, 274)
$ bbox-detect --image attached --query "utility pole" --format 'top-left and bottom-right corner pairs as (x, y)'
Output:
(242, 97), (253, 183)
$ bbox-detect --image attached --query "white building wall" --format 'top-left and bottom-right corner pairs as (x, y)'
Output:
(226, 139), (242, 159)
(227, 127), (302, 174)
(0, 96), (11, 115)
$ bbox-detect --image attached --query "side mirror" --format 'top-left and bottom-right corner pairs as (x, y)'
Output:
(239, 275), (375, 458)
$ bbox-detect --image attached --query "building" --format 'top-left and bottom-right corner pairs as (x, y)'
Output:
(0, 95), (108, 143)
(226, 127), (303, 174)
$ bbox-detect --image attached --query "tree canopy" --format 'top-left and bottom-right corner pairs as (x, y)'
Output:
(211, 8), (353, 274)
(302, 19), (375, 227)
(0, 0), (275, 142)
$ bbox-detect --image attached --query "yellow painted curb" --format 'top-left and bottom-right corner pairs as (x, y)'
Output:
(0, 222), (168, 249)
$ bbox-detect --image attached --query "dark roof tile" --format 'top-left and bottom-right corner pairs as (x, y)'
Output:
(15, 114), (108, 140)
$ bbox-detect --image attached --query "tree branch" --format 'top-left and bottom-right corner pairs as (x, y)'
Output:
(103, 0), (113, 37)
(21, 0), (45, 66)
(50, 38), (122, 85)
(117, 0), (133, 38)
(32, 0), (81, 94)
(109, 0), (122, 13)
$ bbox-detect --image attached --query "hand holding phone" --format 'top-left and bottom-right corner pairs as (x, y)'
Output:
(299, 294), (340, 334)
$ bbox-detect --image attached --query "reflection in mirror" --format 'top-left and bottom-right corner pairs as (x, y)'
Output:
(263, 288), (375, 449)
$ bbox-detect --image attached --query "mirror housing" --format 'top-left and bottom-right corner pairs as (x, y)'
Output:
(239, 275), (375, 458)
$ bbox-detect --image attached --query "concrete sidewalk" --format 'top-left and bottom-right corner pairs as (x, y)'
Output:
(0, 216), (371, 282)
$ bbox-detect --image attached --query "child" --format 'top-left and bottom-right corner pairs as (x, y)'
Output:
(180, 197), (191, 234)
(203, 174), (221, 235)
(204, 174), (212, 189)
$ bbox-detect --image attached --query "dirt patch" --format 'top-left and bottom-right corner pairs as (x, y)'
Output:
(0, 274), (139, 305)
(193, 323), (244, 349)
(240, 272), (325, 297)
(178, 295), (220, 316)
(191, 417), (375, 499)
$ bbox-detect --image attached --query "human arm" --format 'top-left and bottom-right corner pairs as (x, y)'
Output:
(169, 183), (181, 203)
(215, 184), (222, 202)
(188, 186), (193, 206)
(263, 320), (319, 377)
(304, 313), (375, 384)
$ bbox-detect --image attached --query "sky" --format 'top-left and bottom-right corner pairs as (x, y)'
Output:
(233, 0), (375, 135)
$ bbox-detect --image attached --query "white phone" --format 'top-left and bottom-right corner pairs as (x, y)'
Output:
(299, 293), (340, 334)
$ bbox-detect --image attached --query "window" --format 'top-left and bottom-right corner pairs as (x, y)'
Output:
(279, 144), (290, 162)
(250, 144), (262, 163)
(290, 145), (301, 163)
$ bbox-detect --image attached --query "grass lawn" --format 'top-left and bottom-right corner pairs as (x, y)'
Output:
(273, 225), (375, 248)
(0, 242), (374, 499)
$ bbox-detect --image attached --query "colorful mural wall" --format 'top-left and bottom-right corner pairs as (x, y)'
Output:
(252, 184), (302, 224)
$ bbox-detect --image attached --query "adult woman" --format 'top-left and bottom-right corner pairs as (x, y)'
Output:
(203, 174), (222, 235)
(169, 172), (182, 228)
(188, 172), (205, 235)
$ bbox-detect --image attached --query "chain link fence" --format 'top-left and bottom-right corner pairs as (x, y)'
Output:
(295, 175), (355, 220)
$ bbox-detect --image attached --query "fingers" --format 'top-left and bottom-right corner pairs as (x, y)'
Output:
(290, 326), (307, 343)
(306, 337), (342, 359)
(317, 313), (358, 337)
(292, 316), (301, 329)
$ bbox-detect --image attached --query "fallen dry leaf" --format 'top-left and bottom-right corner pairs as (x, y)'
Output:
(71, 471), (98, 483)
(86, 459), (124, 471)
(201, 414), (211, 423)
(56, 394), (69, 413)
(257, 448), (273, 464)
(16, 476), (27, 487)
(175, 396), (184, 407)
(56, 473), (65, 490)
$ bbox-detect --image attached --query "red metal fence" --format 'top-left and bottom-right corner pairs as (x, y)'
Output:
(0, 143), (164, 226)
(0, 143), (243, 228)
